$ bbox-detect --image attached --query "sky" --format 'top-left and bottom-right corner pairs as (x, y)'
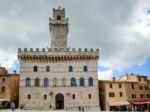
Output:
(0, 0), (150, 80)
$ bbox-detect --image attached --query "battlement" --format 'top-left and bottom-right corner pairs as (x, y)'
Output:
(18, 48), (99, 56)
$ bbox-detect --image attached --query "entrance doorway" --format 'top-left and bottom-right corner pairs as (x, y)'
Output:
(55, 93), (64, 109)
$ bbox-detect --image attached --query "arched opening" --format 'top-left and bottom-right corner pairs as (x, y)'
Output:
(35, 77), (40, 87)
(68, 66), (73, 72)
(83, 65), (88, 72)
(70, 77), (76, 86)
(33, 66), (38, 72)
(46, 66), (50, 72)
(26, 77), (31, 86)
(55, 93), (64, 109)
(80, 77), (85, 86)
(44, 78), (49, 87)
(53, 78), (57, 86)
(88, 77), (93, 86)
(57, 15), (61, 20)
(62, 77), (67, 86)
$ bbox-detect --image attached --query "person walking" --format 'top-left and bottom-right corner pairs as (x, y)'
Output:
(10, 102), (15, 111)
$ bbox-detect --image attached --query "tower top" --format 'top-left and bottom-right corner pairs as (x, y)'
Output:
(49, 7), (68, 49)
(52, 7), (65, 21)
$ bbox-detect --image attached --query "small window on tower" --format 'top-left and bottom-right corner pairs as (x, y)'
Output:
(57, 15), (61, 20)
(28, 94), (31, 99)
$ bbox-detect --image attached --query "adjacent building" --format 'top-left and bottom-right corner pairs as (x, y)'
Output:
(18, 7), (100, 111)
(0, 67), (19, 107)
(99, 74), (150, 111)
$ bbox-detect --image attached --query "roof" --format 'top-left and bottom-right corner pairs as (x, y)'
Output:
(98, 80), (138, 83)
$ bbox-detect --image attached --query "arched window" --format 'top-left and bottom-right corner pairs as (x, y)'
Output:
(44, 78), (49, 87)
(69, 66), (73, 72)
(57, 15), (61, 20)
(53, 78), (57, 86)
(62, 77), (67, 86)
(46, 66), (50, 72)
(35, 77), (40, 87)
(26, 77), (31, 86)
(80, 77), (85, 86)
(88, 77), (93, 86)
(33, 66), (38, 72)
(83, 66), (88, 72)
(71, 77), (76, 86)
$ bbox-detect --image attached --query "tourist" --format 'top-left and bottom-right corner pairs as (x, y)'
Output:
(10, 102), (15, 111)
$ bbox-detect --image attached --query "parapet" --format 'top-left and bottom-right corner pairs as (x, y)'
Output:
(18, 48), (99, 53)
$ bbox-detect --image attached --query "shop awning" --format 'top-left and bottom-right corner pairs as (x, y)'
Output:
(0, 99), (10, 102)
(108, 100), (130, 106)
(132, 101), (150, 105)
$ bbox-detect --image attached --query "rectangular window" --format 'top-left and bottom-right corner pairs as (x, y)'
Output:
(119, 92), (123, 97)
(109, 92), (115, 97)
(140, 94), (144, 98)
(146, 94), (149, 98)
(72, 94), (75, 99)
(109, 84), (113, 88)
(1, 86), (5, 93)
(28, 95), (31, 99)
(139, 77), (141, 81)
(88, 94), (91, 99)
(44, 95), (47, 100)
(132, 94), (136, 98)
(145, 86), (149, 90)
(131, 83), (134, 89)
(119, 84), (122, 88)
(2, 78), (5, 83)
(139, 86), (143, 90)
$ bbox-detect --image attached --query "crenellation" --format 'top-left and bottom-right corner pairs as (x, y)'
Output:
(84, 48), (87, 52)
(72, 48), (75, 51)
(18, 48), (99, 54)
(96, 49), (99, 52)
(18, 48), (21, 53)
(24, 48), (27, 52)
(30, 48), (33, 52)
(42, 48), (45, 52)
(78, 48), (81, 51)
(36, 48), (39, 52)
(48, 48), (51, 52)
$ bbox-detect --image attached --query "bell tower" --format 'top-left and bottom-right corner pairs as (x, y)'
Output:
(49, 7), (68, 49)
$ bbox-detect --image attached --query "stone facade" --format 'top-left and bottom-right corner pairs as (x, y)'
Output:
(18, 7), (100, 111)
(0, 67), (19, 107)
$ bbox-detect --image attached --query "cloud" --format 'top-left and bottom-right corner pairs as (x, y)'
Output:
(0, 49), (17, 70)
(100, 0), (150, 70)
(0, 0), (150, 76)
(98, 69), (113, 80)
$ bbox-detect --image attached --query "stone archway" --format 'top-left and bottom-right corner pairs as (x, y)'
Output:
(55, 93), (64, 109)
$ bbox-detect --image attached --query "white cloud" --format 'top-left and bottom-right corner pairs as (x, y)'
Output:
(0, 49), (17, 70)
(100, 1), (150, 71)
(98, 69), (113, 80)
(0, 0), (150, 75)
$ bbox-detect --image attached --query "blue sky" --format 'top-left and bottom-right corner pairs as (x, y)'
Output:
(0, 0), (150, 80)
